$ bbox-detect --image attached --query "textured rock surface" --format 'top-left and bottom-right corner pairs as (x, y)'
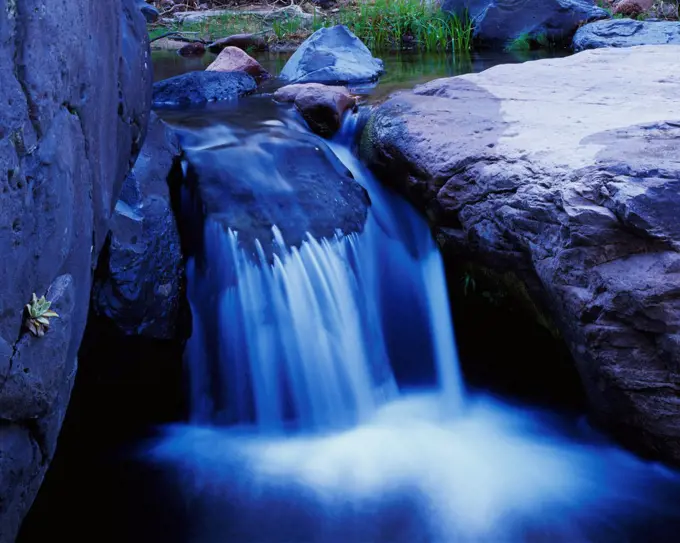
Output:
(574, 19), (680, 50)
(442, 0), (609, 46)
(153, 71), (256, 107)
(206, 46), (270, 81)
(0, 0), (151, 540)
(93, 113), (183, 340)
(171, 97), (369, 257)
(279, 25), (384, 84)
(363, 46), (680, 461)
(274, 83), (356, 137)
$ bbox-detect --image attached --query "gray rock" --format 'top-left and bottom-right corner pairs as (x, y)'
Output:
(93, 113), (183, 340)
(136, 0), (160, 23)
(442, 0), (609, 46)
(152, 71), (257, 107)
(0, 0), (151, 539)
(573, 18), (680, 50)
(279, 25), (384, 85)
(362, 45), (680, 463)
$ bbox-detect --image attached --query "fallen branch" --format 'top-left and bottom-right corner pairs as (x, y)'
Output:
(149, 31), (208, 44)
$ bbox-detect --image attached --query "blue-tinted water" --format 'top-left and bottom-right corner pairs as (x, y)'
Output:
(146, 99), (680, 542)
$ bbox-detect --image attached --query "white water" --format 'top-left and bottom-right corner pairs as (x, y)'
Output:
(148, 106), (680, 542)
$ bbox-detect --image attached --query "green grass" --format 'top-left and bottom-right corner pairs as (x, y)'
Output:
(505, 32), (531, 51)
(149, 0), (474, 52)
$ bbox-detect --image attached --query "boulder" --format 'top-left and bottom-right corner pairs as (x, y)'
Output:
(136, 0), (160, 23)
(442, 0), (609, 46)
(208, 34), (268, 54)
(274, 83), (356, 138)
(173, 98), (369, 257)
(152, 71), (257, 107)
(206, 47), (270, 81)
(362, 46), (680, 462)
(573, 19), (680, 50)
(279, 25), (384, 85)
(178, 42), (206, 57)
(93, 113), (183, 340)
(613, 0), (653, 17)
(0, 0), (151, 539)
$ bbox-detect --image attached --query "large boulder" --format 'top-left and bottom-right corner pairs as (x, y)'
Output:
(206, 47), (270, 81)
(362, 46), (680, 462)
(573, 19), (680, 50)
(152, 71), (257, 107)
(93, 113), (183, 340)
(442, 0), (609, 46)
(279, 25), (384, 85)
(0, 0), (151, 539)
(274, 83), (356, 138)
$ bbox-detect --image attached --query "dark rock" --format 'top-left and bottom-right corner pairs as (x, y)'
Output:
(206, 47), (270, 81)
(93, 113), (183, 340)
(208, 34), (268, 53)
(136, 0), (160, 23)
(573, 19), (680, 50)
(279, 25), (384, 85)
(362, 46), (680, 463)
(172, 98), (369, 258)
(152, 71), (257, 107)
(0, 0), (151, 537)
(442, 0), (609, 46)
(274, 83), (356, 138)
(178, 42), (207, 57)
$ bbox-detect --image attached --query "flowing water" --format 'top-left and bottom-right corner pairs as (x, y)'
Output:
(145, 98), (680, 542)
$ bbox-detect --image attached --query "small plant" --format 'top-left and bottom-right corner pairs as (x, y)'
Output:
(505, 32), (532, 51)
(24, 293), (59, 337)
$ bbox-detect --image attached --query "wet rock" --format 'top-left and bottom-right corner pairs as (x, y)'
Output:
(442, 0), (609, 46)
(279, 25), (384, 84)
(178, 42), (207, 57)
(208, 34), (268, 53)
(136, 0), (160, 23)
(152, 71), (257, 106)
(573, 19), (680, 50)
(93, 113), (183, 340)
(274, 83), (356, 138)
(0, 0), (151, 539)
(362, 45), (680, 463)
(206, 47), (270, 81)
(174, 98), (369, 257)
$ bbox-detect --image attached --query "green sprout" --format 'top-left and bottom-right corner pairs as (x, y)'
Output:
(24, 293), (59, 337)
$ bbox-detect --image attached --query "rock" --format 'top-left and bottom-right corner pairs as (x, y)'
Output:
(442, 0), (609, 46)
(279, 25), (384, 85)
(175, 6), (314, 24)
(178, 42), (207, 57)
(274, 83), (356, 138)
(573, 19), (680, 50)
(0, 0), (151, 539)
(93, 113), (183, 340)
(173, 98), (369, 257)
(362, 46), (680, 462)
(613, 0), (653, 17)
(152, 71), (257, 107)
(208, 34), (268, 54)
(206, 47), (270, 81)
(136, 0), (160, 23)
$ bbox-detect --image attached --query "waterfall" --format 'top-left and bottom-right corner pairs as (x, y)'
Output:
(183, 110), (463, 430)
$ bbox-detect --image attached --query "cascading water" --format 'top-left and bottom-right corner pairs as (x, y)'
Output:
(149, 99), (680, 542)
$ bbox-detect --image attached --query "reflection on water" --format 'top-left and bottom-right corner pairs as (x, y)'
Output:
(151, 49), (569, 99)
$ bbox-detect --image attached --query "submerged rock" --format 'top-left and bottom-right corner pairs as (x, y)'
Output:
(93, 113), (183, 340)
(573, 19), (680, 50)
(0, 0), (151, 539)
(279, 25), (384, 85)
(274, 83), (356, 138)
(442, 0), (609, 46)
(362, 45), (680, 463)
(178, 42), (206, 57)
(152, 71), (257, 107)
(206, 47), (270, 81)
